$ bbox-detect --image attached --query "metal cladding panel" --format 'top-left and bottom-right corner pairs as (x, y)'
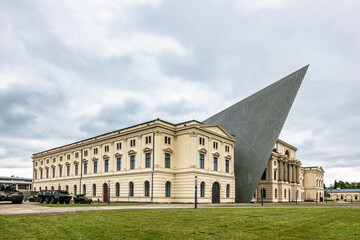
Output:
(204, 65), (309, 202)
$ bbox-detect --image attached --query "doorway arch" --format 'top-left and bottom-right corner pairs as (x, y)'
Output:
(103, 183), (108, 202)
(212, 182), (220, 203)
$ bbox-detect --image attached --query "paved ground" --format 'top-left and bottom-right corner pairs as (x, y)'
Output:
(1, 201), (359, 217)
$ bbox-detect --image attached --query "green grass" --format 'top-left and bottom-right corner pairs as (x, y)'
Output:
(1, 207), (360, 239)
(43, 203), (140, 207)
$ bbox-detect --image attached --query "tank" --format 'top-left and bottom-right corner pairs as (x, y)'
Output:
(73, 194), (92, 204)
(38, 190), (72, 204)
(0, 184), (24, 204)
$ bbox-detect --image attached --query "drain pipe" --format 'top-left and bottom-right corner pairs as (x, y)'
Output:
(151, 132), (155, 204)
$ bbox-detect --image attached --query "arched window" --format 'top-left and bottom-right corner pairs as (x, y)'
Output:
(274, 171), (276, 180)
(284, 189), (286, 198)
(285, 150), (290, 158)
(261, 188), (266, 199)
(51, 186), (54, 190)
(116, 182), (120, 197)
(45, 186), (48, 190)
(74, 185), (77, 195)
(165, 181), (171, 197)
(83, 184), (86, 195)
(93, 184), (96, 197)
(145, 181), (150, 197)
(34, 187), (36, 191)
(200, 182), (205, 197)
(39, 187), (42, 191)
(66, 185), (69, 192)
(355, 195), (358, 200)
(275, 189), (277, 198)
(226, 184), (230, 198)
(129, 182), (134, 197)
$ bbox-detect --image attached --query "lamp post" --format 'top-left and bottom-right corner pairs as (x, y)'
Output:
(261, 184), (264, 206)
(195, 176), (198, 209)
(295, 187), (298, 205)
(108, 180), (110, 204)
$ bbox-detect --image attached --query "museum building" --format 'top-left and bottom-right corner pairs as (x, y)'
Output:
(253, 139), (325, 203)
(32, 119), (236, 203)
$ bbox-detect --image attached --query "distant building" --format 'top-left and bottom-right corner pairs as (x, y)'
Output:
(326, 189), (360, 202)
(0, 176), (32, 192)
(253, 139), (325, 203)
(32, 119), (236, 203)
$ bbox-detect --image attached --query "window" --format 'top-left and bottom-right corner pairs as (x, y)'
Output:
(53, 158), (56, 163)
(199, 154), (204, 169)
(165, 136), (171, 144)
(47, 159), (49, 164)
(199, 137), (205, 145)
(40, 169), (43, 179)
(200, 182), (205, 197)
(275, 189), (278, 198)
(59, 166), (62, 177)
(145, 181), (150, 197)
(116, 183), (120, 197)
(117, 143), (121, 150)
(60, 156), (63, 161)
(274, 170), (276, 180)
(213, 157), (218, 171)
(105, 145), (109, 152)
(226, 184), (230, 198)
(84, 163), (87, 175)
(355, 195), (358, 200)
(66, 185), (69, 192)
(94, 161), (98, 173)
(117, 158), (121, 171)
(34, 170), (37, 179)
(94, 148), (98, 155)
(225, 160), (229, 173)
(45, 187), (47, 190)
(67, 154), (70, 160)
(165, 181), (171, 197)
(35, 162), (38, 167)
(165, 153), (170, 168)
(75, 164), (78, 175)
(41, 161), (43, 165)
(84, 150), (88, 157)
(104, 160), (109, 172)
(261, 169), (266, 180)
(130, 139), (136, 147)
(75, 152), (79, 158)
(46, 169), (49, 178)
(213, 142), (218, 149)
(83, 184), (86, 195)
(93, 184), (96, 197)
(130, 155), (135, 169)
(129, 182), (134, 197)
(145, 136), (151, 144)
(225, 145), (230, 152)
(67, 165), (70, 176)
(284, 189), (286, 198)
(145, 153), (151, 168)
(74, 185), (77, 195)
(52, 167), (55, 178)
(274, 161), (276, 166)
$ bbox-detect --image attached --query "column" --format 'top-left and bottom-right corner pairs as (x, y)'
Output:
(289, 164), (293, 183)
(278, 160), (282, 181)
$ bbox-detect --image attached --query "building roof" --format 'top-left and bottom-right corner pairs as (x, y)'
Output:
(0, 176), (32, 181)
(0, 180), (32, 185)
(325, 189), (360, 193)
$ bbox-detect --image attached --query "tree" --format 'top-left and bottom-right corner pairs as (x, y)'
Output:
(334, 180), (337, 189)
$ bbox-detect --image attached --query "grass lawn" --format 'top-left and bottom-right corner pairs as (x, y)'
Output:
(43, 203), (141, 207)
(1, 207), (359, 239)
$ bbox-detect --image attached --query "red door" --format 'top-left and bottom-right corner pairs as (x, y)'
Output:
(103, 183), (108, 202)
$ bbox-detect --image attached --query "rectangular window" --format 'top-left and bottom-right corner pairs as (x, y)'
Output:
(67, 165), (70, 176)
(52, 167), (55, 178)
(47, 159), (49, 164)
(165, 153), (170, 168)
(117, 158), (121, 171)
(40, 170), (43, 179)
(84, 150), (88, 157)
(35, 162), (38, 167)
(94, 162), (98, 173)
(199, 137), (205, 145)
(59, 167), (62, 177)
(199, 154), (204, 169)
(213, 157), (218, 171)
(46, 169), (49, 179)
(165, 136), (171, 144)
(53, 158), (56, 163)
(94, 148), (98, 155)
(75, 164), (78, 175)
(34, 171), (37, 179)
(117, 143), (121, 150)
(225, 160), (229, 173)
(67, 154), (70, 160)
(60, 156), (63, 161)
(225, 145), (230, 152)
(130, 155), (135, 169)
(130, 139), (136, 147)
(105, 145), (109, 152)
(84, 163), (87, 175)
(145, 153), (151, 168)
(213, 142), (218, 149)
(75, 152), (79, 158)
(145, 136), (152, 144)
(105, 160), (109, 172)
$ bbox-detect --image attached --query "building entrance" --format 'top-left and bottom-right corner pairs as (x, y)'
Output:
(212, 182), (220, 203)
(103, 183), (108, 202)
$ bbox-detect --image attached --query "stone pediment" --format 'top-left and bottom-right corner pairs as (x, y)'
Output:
(65, 162), (71, 166)
(51, 164), (56, 168)
(143, 147), (153, 152)
(58, 163), (63, 167)
(212, 152), (220, 157)
(128, 149), (137, 155)
(92, 157), (99, 162)
(163, 147), (173, 153)
(225, 154), (232, 160)
(103, 154), (110, 160)
(114, 152), (123, 158)
(82, 158), (89, 163)
(74, 160), (79, 164)
(198, 148), (207, 154)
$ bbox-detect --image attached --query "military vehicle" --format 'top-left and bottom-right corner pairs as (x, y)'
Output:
(73, 194), (92, 204)
(38, 190), (72, 204)
(0, 184), (24, 204)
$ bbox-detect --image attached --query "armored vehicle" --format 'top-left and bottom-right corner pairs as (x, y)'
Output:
(0, 184), (24, 204)
(73, 194), (92, 204)
(38, 190), (72, 204)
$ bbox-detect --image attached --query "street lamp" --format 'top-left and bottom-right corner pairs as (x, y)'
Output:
(108, 180), (110, 204)
(296, 187), (298, 205)
(261, 184), (264, 206)
(194, 176), (197, 209)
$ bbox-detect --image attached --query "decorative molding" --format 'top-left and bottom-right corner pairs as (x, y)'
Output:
(189, 131), (197, 137)
(65, 162), (71, 166)
(198, 148), (207, 154)
(82, 158), (88, 163)
(225, 154), (232, 160)
(163, 147), (173, 153)
(57, 163), (63, 167)
(212, 152), (220, 157)
(114, 152), (123, 158)
(102, 154), (110, 160)
(154, 130), (162, 136)
(143, 147), (153, 153)
(128, 149), (137, 155)
(73, 160), (79, 164)
(92, 157), (99, 162)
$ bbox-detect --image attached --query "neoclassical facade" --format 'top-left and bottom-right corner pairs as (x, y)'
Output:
(32, 119), (236, 203)
(253, 139), (325, 203)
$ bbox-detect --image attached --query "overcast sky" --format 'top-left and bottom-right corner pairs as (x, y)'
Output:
(1, 0), (359, 186)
